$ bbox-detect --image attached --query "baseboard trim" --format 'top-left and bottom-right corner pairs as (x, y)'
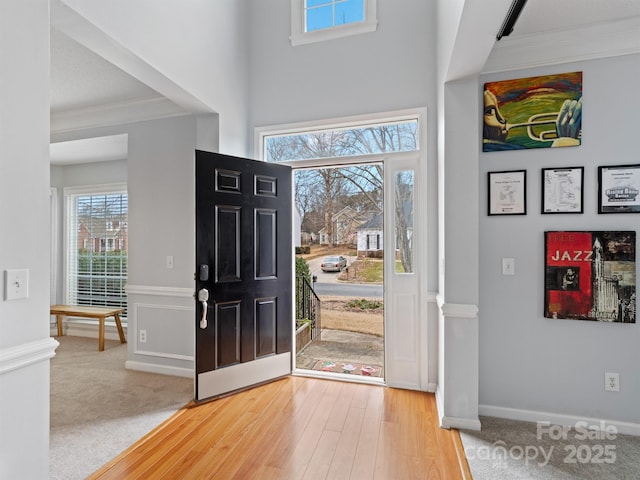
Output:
(480, 404), (640, 437)
(436, 385), (482, 431)
(125, 360), (193, 379)
(0, 337), (60, 375)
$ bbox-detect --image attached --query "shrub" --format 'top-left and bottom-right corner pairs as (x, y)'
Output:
(295, 256), (310, 282)
(346, 298), (383, 310)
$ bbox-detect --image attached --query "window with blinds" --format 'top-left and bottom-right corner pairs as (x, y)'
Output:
(65, 185), (128, 315)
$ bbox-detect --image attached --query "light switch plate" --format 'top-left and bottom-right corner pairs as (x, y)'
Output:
(502, 258), (515, 275)
(5, 269), (29, 300)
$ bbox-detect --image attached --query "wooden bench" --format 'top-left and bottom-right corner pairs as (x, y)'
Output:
(50, 304), (127, 351)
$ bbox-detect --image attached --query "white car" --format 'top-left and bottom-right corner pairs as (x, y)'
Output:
(321, 255), (347, 272)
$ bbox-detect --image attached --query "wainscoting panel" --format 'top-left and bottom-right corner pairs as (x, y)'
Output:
(132, 303), (194, 361)
(126, 285), (195, 377)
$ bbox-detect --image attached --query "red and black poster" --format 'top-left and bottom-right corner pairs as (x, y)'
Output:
(544, 231), (636, 322)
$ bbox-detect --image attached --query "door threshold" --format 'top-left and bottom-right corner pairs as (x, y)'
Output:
(293, 367), (386, 387)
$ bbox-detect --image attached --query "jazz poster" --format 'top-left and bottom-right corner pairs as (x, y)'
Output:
(483, 72), (582, 151)
(544, 231), (636, 323)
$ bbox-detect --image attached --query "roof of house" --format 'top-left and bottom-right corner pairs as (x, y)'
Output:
(357, 213), (383, 230)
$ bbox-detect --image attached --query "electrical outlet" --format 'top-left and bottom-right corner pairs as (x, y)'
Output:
(605, 372), (619, 392)
(139, 329), (147, 344)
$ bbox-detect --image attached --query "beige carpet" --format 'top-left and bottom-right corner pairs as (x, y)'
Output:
(50, 336), (193, 480)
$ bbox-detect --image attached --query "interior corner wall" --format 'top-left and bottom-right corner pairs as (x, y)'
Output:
(479, 53), (640, 428)
(0, 0), (54, 478)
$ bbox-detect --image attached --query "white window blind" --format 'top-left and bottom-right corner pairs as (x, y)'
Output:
(65, 184), (128, 314)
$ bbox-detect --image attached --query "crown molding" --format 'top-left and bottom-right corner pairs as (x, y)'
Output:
(51, 96), (189, 134)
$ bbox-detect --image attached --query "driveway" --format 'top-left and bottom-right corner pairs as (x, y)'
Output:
(306, 255), (356, 284)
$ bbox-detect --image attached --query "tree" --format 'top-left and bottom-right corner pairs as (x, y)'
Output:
(265, 121), (417, 264)
(394, 171), (413, 273)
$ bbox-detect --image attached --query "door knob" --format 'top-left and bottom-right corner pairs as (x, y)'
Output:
(198, 288), (209, 329)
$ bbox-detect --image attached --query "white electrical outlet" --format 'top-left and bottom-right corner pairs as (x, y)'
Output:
(139, 329), (147, 343)
(605, 372), (619, 392)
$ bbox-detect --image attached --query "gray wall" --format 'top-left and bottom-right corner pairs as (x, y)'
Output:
(479, 53), (640, 425)
(0, 1), (53, 477)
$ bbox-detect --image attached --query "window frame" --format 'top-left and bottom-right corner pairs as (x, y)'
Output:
(256, 109), (421, 168)
(290, 0), (377, 46)
(63, 183), (128, 316)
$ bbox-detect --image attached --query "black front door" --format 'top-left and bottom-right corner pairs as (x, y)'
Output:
(195, 150), (292, 401)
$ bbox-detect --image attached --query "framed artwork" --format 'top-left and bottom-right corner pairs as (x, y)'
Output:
(483, 72), (582, 152)
(488, 170), (526, 215)
(598, 164), (640, 213)
(541, 167), (583, 214)
(544, 231), (636, 323)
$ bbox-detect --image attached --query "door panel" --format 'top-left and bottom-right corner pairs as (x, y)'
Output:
(195, 150), (292, 401)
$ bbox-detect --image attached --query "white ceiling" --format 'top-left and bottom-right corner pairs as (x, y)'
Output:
(49, 1), (640, 165)
(50, 28), (162, 114)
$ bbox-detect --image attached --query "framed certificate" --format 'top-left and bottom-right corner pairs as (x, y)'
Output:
(488, 170), (526, 215)
(541, 167), (583, 214)
(598, 164), (640, 213)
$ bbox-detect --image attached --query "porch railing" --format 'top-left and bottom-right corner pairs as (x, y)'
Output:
(295, 276), (321, 340)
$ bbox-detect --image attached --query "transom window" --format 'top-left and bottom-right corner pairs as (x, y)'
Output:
(291, 0), (377, 46)
(262, 119), (418, 163)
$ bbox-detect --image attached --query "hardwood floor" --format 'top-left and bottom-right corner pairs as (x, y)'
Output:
(89, 376), (471, 480)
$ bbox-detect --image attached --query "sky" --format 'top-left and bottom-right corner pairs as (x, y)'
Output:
(306, 0), (364, 31)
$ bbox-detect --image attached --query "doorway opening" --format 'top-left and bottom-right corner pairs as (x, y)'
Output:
(257, 109), (425, 389)
(293, 164), (385, 381)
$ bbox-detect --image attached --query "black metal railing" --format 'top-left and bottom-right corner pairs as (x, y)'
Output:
(295, 276), (321, 340)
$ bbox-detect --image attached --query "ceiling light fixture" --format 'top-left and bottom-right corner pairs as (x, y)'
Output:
(496, 0), (528, 41)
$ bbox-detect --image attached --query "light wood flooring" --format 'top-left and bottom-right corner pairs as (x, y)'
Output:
(89, 376), (471, 479)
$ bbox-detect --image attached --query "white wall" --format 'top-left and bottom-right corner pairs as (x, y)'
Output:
(249, 0), (435, 132)
(479, 53), (640, 429)
(0, 1), (57, 478)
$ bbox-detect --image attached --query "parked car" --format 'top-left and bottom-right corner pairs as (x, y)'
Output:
(321, 255), (347, 272)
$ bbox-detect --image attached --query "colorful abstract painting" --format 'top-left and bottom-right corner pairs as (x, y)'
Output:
(544, 231), (636, 323)
(484, 72), (582, 151)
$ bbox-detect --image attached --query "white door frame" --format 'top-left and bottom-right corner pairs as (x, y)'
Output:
(255, 108), (428, 390)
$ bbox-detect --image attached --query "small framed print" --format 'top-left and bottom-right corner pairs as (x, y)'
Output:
(598, 164), (640, 214)
(541, 167), (584, 214)
(488, 170), (526, 215)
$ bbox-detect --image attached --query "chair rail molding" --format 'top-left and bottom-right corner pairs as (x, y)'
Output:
(0, 338), (59, 376)
(126, 284), (194, 298)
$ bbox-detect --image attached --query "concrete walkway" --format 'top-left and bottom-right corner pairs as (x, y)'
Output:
(295, 329), (384, 370)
